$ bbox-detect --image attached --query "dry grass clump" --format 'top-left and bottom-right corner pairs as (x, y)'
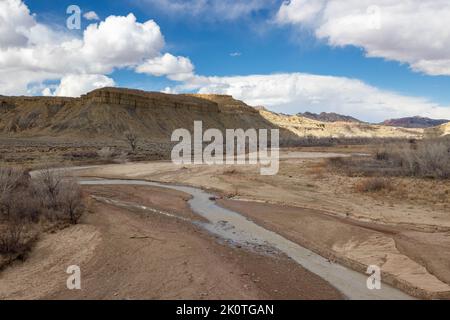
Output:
(280, 136), (335, 147)
(279, 136), (408, 148)
(392, 139), (450, 179)
(0, 167), (85, 258)
(329, 137), (450, 179)
(355, 178), (393, 193)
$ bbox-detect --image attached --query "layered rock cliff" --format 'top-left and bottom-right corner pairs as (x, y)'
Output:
(0, 88), (277, 140)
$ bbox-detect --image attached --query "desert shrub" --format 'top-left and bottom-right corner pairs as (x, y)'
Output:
(32, 168), (84, 224)
(329, 138), (450, 179)
(0, 218), (29, 255)
(32, 168), (65, 210)
(0, 168), (39, 257)
(397, 140), (450, 178)
(0, 165), (86, 259)
(327, 157), (346, 167)
(374, 149), (389, 161)
(2, 189), (40, 223)
(355, 178), (393, 193)
(279, 136), (335, 147)
(279, 136), (409, 148)
(124, 131), (139, 152)
(63, 150), (98, 160)
(0, 167), (25, 195)
(56, 179), (84, 224)
(0, 167), (31, 220)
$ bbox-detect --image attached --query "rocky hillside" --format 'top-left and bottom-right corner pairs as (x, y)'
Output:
(382, 116), (449, 128)
(425, 122), (450, 137)
(298, 111), (363, 123)
(0, 88), (281, 141)
(259, 110), (423, 139)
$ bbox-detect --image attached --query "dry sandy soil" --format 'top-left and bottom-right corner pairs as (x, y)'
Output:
(0, 185), (342, 300)
(0, 137), (172, 168)
(75, 149), (450, 299)
(2, 147), (449, 299)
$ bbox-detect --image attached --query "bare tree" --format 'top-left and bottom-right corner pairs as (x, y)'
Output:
(0, 167), (24, 197)
(0, 217), (27, 254)
(33, 168), (65, 209)
(0, 166), (87, 258)
(32, 168), (84, 223)
(57, 179), (84, 224)
(124, 130), (139, 152)
(0, 167), (26, 220)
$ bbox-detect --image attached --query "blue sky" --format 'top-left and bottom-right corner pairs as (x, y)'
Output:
(2, 0), (450, 121)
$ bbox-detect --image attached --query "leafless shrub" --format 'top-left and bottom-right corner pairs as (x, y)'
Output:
(279, 136), (409, 148)
(124, 131), (139, 152)
(56, 179), (84, 224)
(32, 168), (65, 210)
(63, 150), (98, 160)
(0, 167), (23, 194)
(374, 148), (389, 161)
(32, 169), (84, 224)
(0, 218), (29, 255)
(0, 167), (31, 220)
(0, 165), (86, 263)
(396, 140), (450, 178)
(279, 136), (335, 148)
(329, 138), (450, 179)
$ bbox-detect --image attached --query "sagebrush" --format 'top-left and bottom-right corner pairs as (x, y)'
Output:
(329, 137), (450, 179)
(0, 167), (85, 255)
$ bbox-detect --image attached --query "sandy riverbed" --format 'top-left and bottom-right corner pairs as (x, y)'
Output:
(74, 150), (450, 299)
(0, 185), (342, 300)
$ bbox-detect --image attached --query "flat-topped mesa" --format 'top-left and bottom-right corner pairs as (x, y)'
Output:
(0, 95), (74, 107)
(186, 93), (259, 114)
(81, 87), (221, 113)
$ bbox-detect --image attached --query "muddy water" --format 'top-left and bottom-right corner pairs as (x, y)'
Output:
(80, 178), (413, 300)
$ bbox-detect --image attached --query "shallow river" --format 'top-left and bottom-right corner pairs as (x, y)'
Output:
(80, 178), (413, 300)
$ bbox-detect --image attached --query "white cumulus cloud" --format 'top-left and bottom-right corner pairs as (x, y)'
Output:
(0, 0), (35, 48)
(52, 74), (115, 97)
(276, 0), (450, 76)
(136, 53), (194, 81)
(0, 0), (191, 96)
(176, 73), (450, 122)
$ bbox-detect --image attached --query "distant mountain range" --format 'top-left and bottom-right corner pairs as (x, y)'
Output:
(296, 112), (449, 129)
(381, 116), (449, 128)
(298, 112), (364, 123)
